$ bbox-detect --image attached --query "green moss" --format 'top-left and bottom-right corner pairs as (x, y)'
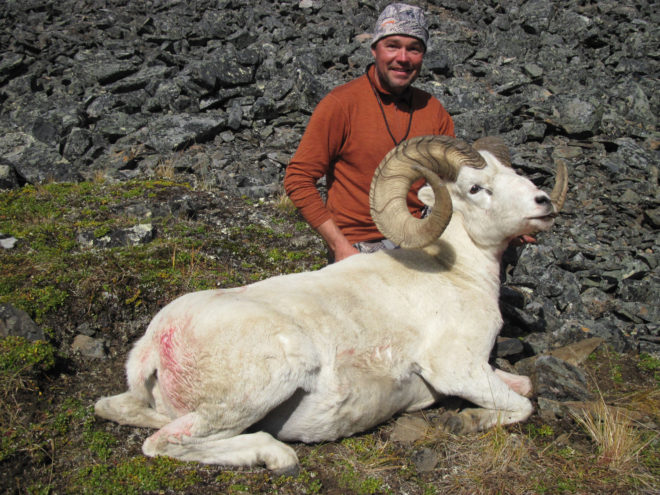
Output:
(53, 398), (88, 435)
(526, 423), (555, 439)
(637, 353), (660, 384)
(292, 469), (324, 494)
(0, 336), (56, 377)
(70, 456), (201, 495)
(338, 465), (390, 495)
(93, 226), (111, 238)
(84, 428), (117, 461)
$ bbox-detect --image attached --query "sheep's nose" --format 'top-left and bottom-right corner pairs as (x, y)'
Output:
(535, 194), (551, 205)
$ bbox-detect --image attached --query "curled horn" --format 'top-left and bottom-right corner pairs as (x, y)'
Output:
(369, 135), (486, 248)
(550, 158), (568, 212)
(473, 136), (511, 167)
(475, 135), (568, 213)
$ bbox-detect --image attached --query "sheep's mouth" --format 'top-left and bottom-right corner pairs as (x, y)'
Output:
(529, 212), (558, 221)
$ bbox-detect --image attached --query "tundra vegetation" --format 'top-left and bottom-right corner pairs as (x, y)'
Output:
(1, 178), (658, 494)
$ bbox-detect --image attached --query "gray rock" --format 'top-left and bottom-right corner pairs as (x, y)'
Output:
(411, 447), (439, 472)
(546, 96), (603, 136)
(0, 234), (17, 249)
(516, 355), (593, 402)
(545, 337), (604, 366)
(0, 303), (45, 341)
(0, 162), (20, 189)
(494, 337), (524, 358)
(644, 208), (660, 229)
(78, 224), (155, 249)
(390, 416), (428, 445)
(0, 132), (78, 184)
(141, 114), (226, 153)
(72, 334), (107, 359)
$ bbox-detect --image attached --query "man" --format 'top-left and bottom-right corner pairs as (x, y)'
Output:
(284, 3), (455, 262)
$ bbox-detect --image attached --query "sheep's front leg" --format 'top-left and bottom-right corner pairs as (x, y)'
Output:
(494, 367), (533, 397)
(432, 362), (533, 434)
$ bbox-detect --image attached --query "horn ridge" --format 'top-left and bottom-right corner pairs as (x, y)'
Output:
(370, 135), (483, 249)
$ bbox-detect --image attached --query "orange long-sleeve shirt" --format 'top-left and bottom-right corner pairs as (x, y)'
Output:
(284, 65), (455, 244)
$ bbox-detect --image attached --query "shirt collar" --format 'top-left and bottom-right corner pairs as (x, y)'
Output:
(367, 64), (413, 103)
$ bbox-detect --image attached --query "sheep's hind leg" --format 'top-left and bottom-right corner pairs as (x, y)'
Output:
(95, 391), (171, 429)
(142, 412), (299, 474)
(438, 363), (533, 434)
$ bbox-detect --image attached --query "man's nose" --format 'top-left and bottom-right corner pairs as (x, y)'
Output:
(395, 48), (410, 63)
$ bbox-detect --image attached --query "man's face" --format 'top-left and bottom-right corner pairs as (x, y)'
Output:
(371, 35), (425, 95)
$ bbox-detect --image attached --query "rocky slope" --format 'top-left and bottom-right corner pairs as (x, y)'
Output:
(1, 0), (658, 391)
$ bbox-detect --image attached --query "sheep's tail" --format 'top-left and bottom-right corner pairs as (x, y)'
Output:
(125, 332), (160, 406)
(95, 328), (170, 428)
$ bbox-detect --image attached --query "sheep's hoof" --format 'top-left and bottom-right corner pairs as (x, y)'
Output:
(437, 411), (466, 434)
(272, 463), (300, 478)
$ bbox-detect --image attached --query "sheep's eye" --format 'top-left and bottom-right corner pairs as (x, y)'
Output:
(469, 185), (482, 194)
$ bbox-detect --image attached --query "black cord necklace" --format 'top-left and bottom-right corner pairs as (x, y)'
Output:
(365, 64), (414, 146)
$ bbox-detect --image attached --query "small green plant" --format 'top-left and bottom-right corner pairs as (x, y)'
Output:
(637, 353), (660, 384)
(338, 465), (389, 495)
(228, 483), (251, 493)
(286, 250), (306, 261)
(268, 247), (285, 262)
(93, 225), (111, 238)
(611, 363), (623, 384)
(556, 445), (577, 460)
(526, 423), (555, 439)
(0, 336), (57, 382)
(84, 427), (117, 461)
(71, 455), (201, 495)
(53, 398), (89, 434)
(293, 469), (324, 494)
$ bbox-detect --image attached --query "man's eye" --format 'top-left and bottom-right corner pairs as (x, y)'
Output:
(469, 185), (482, 194)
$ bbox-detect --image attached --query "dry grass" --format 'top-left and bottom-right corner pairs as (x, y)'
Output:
(92, 169), (107, 183)
(429, 426), (535, 494)
(275, 191), (297, 215)
(571, 395), (657, 471)
(155, 158), (176, 179)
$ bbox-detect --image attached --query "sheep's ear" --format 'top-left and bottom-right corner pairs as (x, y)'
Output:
(473, 136), (511, 167)
(418, 184), (435, 207)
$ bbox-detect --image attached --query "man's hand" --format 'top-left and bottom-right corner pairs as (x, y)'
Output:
(333, 243), (360, 262)
(509, 234), (537, 247)
(316, 219), (359, 262)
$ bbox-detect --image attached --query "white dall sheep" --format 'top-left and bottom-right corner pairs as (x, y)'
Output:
(95, 135), (568, 474)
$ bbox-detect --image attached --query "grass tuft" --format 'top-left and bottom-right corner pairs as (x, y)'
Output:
(275, 191), (298, 216)
(571, 396), (657, 471)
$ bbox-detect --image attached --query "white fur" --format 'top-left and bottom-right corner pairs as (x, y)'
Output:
(95, 150), (558, 471)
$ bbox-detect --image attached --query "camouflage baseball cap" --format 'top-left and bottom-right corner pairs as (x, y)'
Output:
(371, 3), (429, 49)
